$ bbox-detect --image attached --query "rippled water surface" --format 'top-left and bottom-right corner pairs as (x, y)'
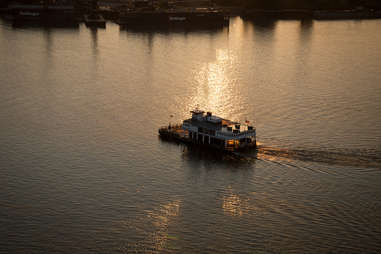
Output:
(1, 18), (381, 253)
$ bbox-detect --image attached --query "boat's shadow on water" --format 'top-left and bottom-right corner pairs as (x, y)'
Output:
(119, 23), (228, 35)
(182, 145), (258, 166)
(159, 136), (381, 170)
(158, 136), (257, 167)
(243, 17), (278, 31)
(10, 20), (79, 29)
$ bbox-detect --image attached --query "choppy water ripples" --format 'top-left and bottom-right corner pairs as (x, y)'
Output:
(1, 18), (381, 253)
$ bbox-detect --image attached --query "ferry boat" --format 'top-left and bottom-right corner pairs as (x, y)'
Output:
(159, 109), (256, 152)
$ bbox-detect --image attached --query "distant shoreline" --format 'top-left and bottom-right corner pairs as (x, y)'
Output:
(2, 5), (381, 21)
(238, 8), (381, 20)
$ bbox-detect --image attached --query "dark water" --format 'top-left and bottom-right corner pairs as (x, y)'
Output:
(1, 18), (381, 253)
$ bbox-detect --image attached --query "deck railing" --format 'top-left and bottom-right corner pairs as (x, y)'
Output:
(216, 129), (256, 138)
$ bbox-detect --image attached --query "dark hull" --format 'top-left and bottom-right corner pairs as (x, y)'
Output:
(10, 5), (78, 27)
(313, 10), (381, 20)
(242, 9), (313, 20)
(158, 127), (256, 153)
(241, 9), (381, 20)
(84, 15), (106, 28)
(118, 11), (228, 27)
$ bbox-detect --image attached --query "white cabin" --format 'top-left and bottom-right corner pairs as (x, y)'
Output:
(182, 110), (256, 150)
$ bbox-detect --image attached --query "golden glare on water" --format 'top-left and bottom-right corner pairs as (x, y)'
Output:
(192, 49), (236, 116)
(111, 200), (181, 252)
(222, 187), (249, 217)
(146, 200), (181, 251)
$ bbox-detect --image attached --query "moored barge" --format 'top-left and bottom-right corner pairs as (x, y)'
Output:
(118, 8), (229, 27)
(8, 2), (78, 26)
(159, 109), (256, 152)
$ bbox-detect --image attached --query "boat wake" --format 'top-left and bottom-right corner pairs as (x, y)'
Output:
(244, 144), (381, 170)
(173, 138), (381, 170)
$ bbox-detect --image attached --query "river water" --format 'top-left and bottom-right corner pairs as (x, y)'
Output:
(1, 17), (381, 253)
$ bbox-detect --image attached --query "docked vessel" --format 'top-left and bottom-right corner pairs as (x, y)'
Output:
(159, 109), (256, 152)
(118, 8), (228, 27)
(313, 9), (381, 20)
(83, 0), (106, 28)
(9, 1), (78, 26)
(84, 14), (106, 28)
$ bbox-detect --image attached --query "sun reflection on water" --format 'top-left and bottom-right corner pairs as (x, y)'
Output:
(146, 200), (181, 251)
(191, 49), (236, 116)
(222, 187), (250, 217)
(112, 199), (181, 253)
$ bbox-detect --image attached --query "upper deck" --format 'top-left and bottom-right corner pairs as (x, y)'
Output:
(182, 110), (256, 139)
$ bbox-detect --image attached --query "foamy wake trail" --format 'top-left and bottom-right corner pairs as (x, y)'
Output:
(235, 144), (381, 170)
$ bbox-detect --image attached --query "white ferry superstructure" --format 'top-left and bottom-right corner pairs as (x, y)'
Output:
(159, 109), (256, 151)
